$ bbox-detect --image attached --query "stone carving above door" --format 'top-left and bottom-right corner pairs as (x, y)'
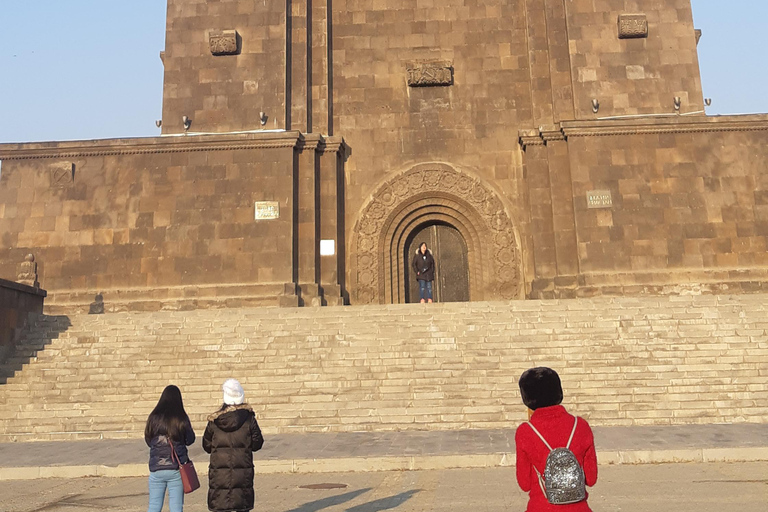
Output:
(353, 164), (521, 304)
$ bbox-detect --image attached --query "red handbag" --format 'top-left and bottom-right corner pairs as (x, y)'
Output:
(169, 440), (200, 494)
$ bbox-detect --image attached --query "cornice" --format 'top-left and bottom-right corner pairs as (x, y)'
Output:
(0, 131), (304, 161)
(561, 114), (768, 138)
(519, 114), (768, 147)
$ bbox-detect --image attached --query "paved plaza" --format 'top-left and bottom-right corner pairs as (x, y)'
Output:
(1, 424), (767, 480)
(1, 463), (766, 512)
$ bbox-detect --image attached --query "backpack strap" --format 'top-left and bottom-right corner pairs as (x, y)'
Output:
(525, 422), (549, 497)
(525, 421), (553, 451)
(566, 417), (578, 450)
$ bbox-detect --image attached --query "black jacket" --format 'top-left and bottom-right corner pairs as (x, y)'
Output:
(203, 405), (264, 512)
(412, 250), (435, 281)
(146, 421), (195, 472)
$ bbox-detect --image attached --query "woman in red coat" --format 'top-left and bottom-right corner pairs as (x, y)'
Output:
(515, 367), (598, 512)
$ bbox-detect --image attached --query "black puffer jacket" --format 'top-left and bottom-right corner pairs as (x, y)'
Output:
(146, 421), (195, 472)
(203, 405), (264, 512)
(412, 249), (435, 281)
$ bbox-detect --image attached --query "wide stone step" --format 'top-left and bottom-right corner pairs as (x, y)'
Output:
(2, 295), (768, 440)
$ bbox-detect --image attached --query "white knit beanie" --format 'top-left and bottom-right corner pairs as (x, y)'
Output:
(222, 379), (245, 406)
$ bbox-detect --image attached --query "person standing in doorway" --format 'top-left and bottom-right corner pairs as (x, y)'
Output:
(412, 242), (435, 303)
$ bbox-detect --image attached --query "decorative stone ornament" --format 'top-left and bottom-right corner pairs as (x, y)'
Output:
(406, 61), (453, 87)
(17, 254), (39, 288)
(618, 14), (648, 39)
(50, 162), (75, 187)
(209, 30), (239, 55)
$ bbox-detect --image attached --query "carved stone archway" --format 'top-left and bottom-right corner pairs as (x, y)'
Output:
(352, 163), (522, 304)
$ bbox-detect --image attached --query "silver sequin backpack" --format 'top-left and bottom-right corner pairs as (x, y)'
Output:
(525, 417), (586, 505)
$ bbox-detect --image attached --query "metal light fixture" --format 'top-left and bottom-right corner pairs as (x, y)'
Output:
(259, 111), (268, 126)
(705, 98), (712, 107)
(155, 120), (162, 128)
(674, 97), (681, 112)
(182, 115), (191, 131)
(591, 99), (600, 114)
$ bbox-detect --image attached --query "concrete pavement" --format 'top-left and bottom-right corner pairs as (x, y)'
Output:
(1, 424), (767, 480)
(1, 463), (767, 512)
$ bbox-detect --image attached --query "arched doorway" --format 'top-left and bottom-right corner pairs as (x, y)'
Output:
(405, 222), (470, 303)
(352, 163), (523, 304)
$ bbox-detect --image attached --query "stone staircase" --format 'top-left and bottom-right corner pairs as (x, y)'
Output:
(1, 295), (767, 442)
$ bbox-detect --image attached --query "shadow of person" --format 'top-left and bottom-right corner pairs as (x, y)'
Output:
(345, 489), (421, 512)
(286, 488), (372, 512)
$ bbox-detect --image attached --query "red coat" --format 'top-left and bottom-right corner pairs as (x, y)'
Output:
(515, 405), (598, 512)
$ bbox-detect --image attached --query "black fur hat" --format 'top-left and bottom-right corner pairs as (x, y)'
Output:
(519, 367), (563, 410)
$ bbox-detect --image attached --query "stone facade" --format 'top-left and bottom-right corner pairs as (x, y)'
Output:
(1, 0), (767, 309)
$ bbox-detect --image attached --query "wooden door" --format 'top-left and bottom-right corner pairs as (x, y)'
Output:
(405, 223), (469, 303)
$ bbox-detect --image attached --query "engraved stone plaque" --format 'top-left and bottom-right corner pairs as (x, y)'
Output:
(209, 30), (239, 55)
(50, 162), (75, 187)
(406, 61), (453, 87)
(618, 14), (648, 39)
(587, 190), (613, 209)
(254, 201), (279, 220)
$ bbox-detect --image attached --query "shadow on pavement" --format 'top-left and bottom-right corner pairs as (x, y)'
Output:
(286, 487), (372, 512)
(345, 489), (421, 512)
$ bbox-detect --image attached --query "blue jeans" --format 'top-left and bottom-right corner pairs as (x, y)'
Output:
(148, 470), (184, 512)
(418, 280), (433, 301)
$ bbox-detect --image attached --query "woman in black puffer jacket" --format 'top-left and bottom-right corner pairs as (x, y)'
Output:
(203, 379), (264, 512)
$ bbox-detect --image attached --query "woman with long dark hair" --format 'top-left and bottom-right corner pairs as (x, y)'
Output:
(145, 385), (196, 512)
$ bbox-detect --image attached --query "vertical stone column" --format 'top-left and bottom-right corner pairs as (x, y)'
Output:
(542, 130), (579, 285)
(524, 0), (555, 126)
(310, 0), (331, 135)
(543, 0), (576, 123)
(318, 137), (347, 305)
(520, 134), (557, 298)
(296, 134), (322, 306)
(288, 0), (309, 131)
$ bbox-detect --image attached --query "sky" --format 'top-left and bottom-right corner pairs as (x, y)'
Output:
(0, 0), (766, 143)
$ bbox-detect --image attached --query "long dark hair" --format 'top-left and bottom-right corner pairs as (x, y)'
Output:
(145, 385), (190, 443)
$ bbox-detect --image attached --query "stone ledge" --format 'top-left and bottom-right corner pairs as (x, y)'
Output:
(0, 279), (47, 298)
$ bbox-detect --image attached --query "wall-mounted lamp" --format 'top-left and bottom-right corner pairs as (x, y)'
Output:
(591, 99), (600, 114)
(673, 97), (681, 112)
(155, 120), (162, 128)
(182, 115), (192, 131)
(259, 111), (268, 126)
(705, 98), (712, 107)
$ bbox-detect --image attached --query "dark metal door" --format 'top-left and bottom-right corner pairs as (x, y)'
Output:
(405, 223), (470, 303)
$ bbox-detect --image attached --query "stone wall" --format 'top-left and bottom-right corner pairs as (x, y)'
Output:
(0, 279), (46, 364)
(0, 132), (347, 311)
(521, 115), (768, 297)
(161, 0), (288, 134)
(566, 0), (704, 118)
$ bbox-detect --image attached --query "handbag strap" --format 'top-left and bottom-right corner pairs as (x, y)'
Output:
(167, 436), (181, 466)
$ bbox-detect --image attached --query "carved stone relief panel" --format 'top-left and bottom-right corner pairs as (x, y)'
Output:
(50, 162), (75, 187)
(406, 61), (453, 87)
(209, 30), (239, 55)
(618, 14), (648, 39)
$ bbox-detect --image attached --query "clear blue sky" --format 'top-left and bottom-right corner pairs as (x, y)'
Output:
(0, 0), (766, 143)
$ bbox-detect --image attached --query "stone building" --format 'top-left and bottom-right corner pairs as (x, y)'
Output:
(1, 0), (767, 311)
